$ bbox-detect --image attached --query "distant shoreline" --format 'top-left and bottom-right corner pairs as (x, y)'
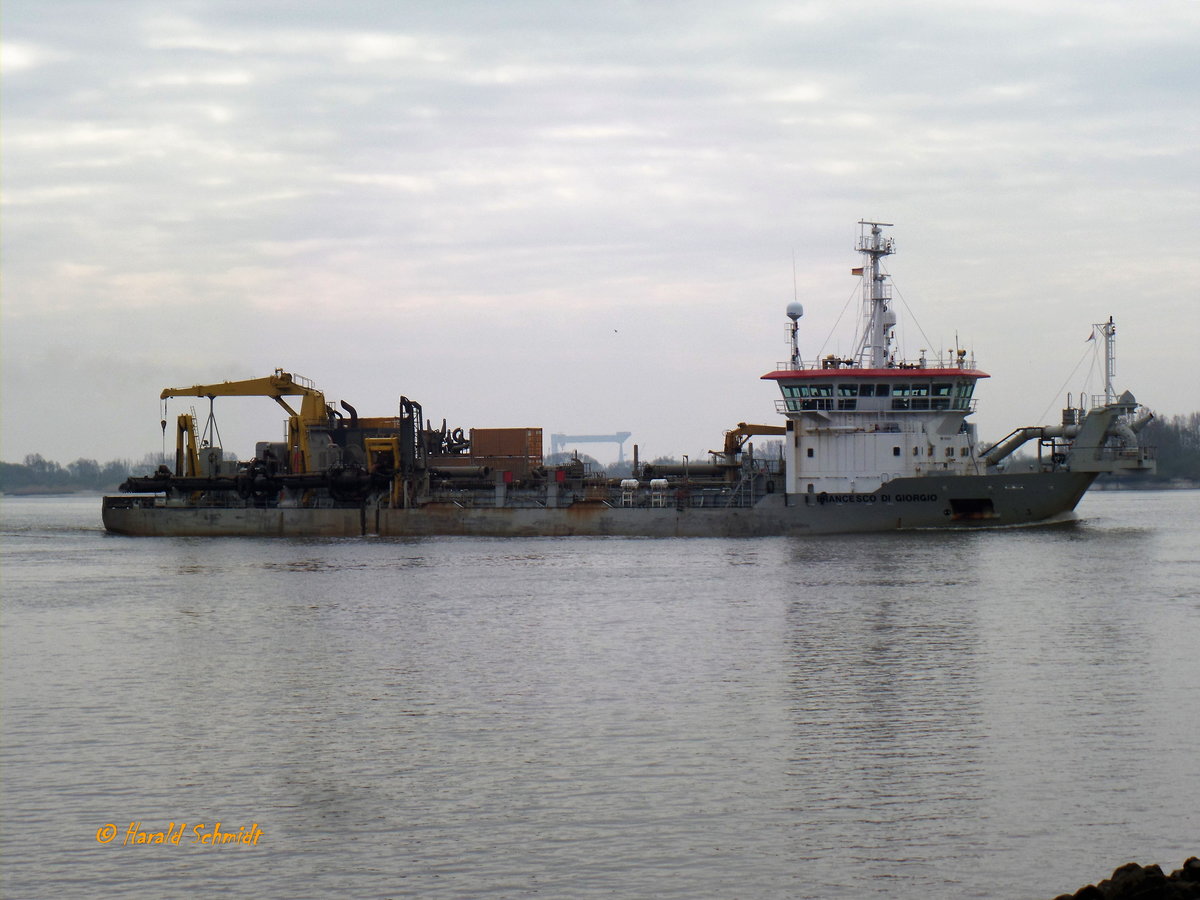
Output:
(1094, 479), (1200, 491)
(1, 486), (83, 496)
(1, 488), (111, 497)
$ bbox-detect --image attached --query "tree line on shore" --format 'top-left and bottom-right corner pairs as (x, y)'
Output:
(0, 454), (156, 493)
(2, 413), (1197, 493)
(1128, 412), (1200, 484)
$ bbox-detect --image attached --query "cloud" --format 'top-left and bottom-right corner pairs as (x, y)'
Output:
(3, 0), (1198, 463)
(1, 40), (64, 72)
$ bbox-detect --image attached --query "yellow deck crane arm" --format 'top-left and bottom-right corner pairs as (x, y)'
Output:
(715, 422), (788, 459)
(158, 369), (330, 474)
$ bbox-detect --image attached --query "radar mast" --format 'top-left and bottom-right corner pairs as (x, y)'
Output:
(853, 221), (896, 368)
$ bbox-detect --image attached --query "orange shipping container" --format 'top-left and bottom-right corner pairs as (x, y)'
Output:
(470, 428), (543, 461)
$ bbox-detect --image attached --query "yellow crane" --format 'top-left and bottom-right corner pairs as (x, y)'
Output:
(160, 369), (331, 476)
(713, 422), (787, 465)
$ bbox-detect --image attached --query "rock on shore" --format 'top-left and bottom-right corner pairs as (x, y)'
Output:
(1052, 858), (1200, 900)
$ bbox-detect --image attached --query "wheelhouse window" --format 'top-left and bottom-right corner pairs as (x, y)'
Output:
(781, 385), (800, 411)
(952, 380), (976, 410)
(910, 382), (927, 410)
(932, 383), (953, 409)
(885, 379), (962, 411)
(780, 383), (833, 411)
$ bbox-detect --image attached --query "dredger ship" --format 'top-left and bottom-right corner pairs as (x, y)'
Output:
(102, 222), (1155, 537)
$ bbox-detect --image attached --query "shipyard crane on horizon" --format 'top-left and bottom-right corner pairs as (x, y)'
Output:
(550, 432), (633, 463)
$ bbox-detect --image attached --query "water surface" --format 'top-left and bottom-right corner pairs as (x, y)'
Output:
(2, 491), (1197, 898)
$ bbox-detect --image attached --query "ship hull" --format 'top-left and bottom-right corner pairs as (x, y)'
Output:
(102, 471), (1097, 538)
(100, 502), (366, 537)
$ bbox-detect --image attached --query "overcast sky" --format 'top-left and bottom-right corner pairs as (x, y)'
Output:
(3, 0), (1198, 466)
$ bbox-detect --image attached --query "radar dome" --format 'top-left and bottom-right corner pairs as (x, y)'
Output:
(786, 301), (805, 321)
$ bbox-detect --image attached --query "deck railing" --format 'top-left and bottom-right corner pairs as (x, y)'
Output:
(774, 353), (979, 372)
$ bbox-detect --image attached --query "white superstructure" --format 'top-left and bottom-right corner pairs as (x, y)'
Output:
(764, 221), (985, 496)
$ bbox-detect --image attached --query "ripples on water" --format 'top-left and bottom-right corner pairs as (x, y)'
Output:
(2, 492), (1197, 898)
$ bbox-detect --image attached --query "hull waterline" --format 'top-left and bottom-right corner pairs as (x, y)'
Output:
(103, 471), (1098, 538)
